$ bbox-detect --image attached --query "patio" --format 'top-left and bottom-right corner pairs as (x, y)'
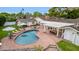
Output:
(0, 26), (61, 51)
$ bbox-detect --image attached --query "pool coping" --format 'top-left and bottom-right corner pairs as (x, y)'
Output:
(14, 29), (39, 45)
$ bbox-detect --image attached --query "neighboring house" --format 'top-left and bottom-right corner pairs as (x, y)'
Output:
(4, 22), (16, 26)
(17, 17), (35, 26)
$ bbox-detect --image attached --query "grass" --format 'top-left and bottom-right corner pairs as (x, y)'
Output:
(57, 40), (79, 51)
(0, 31), (9, 41)
(0, 26), (9, 42)
(0, 24), (21, 42)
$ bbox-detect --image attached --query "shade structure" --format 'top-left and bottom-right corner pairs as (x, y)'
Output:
(3, 27), (15, 31)
(44, 21), (74, 28)
(17, 22), (26, 26)
(35, 17), (75, 37)
(35, 17), (74, 28)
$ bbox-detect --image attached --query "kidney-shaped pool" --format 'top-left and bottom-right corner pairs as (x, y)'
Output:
(15, 30), (39, 45)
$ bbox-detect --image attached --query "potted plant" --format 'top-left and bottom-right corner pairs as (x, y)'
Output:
(34, 45), (44, 51)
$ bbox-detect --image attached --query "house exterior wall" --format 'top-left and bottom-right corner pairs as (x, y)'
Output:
(75, 33), (79, 45)
(63, 28), (79, 45)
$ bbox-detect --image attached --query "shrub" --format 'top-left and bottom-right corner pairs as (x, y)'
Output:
(0, 15), (6, 26)
(33, 11), (42, 17)
(34, 45), (44, 51)
(7, 17), (16, 22)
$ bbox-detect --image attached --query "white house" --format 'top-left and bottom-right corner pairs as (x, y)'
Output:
(63, 27), (79, 45)
(17, 17), (35, 26)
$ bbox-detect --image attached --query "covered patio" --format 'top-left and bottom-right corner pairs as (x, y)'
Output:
(35, 17), (74, 37)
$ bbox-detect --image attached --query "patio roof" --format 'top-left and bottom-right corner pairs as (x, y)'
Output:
(43, 21), (74, 28)
(35, 17), (74, 28)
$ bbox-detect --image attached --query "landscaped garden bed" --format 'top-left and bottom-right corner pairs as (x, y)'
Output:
(57, 40), (79, 51)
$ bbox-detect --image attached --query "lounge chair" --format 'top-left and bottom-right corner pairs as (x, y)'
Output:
(12, 30), (19, 34)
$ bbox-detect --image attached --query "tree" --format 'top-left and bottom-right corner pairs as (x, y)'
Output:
(24, 12), (32, 18)
(48, 7), (68, 17)
(16, 8), (25, 19)
(26, 12), (32, 16)
(0, 12), (17, 22)
(33, 11), (42, 17)
(0, 12), (10, 16)
(48, 7), (60, 17)
(44, 13), (49, 16)
(48, 7), (79, 19)
(0, 15), (6, 26)
(65, 8), (79, 19)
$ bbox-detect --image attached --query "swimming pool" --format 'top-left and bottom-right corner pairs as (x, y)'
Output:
(15, 30), (38, 45)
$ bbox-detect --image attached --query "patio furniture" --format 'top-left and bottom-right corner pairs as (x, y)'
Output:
(12, 30), (20, 34)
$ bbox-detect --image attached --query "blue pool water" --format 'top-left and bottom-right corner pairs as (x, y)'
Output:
(15, 30), (38, 45)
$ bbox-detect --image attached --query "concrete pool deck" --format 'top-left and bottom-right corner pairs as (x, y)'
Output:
(0, 26), (61, 51)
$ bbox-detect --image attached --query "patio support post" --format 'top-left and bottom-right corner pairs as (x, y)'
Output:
(56, 28), (59, 37)
(44, 25), (46, 32)
(61, 29), (64, 38)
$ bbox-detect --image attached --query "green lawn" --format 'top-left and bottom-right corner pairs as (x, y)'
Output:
(0, 31), (9, 41)
(0, 26), (9, 42)
(57, 40), (79, 51)
(0, 24), (20, 41)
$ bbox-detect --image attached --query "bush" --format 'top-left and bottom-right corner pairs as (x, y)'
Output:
(0, 15), (6, 26)
(7, 17), (16, 22)
(33, 11), (42, 17)
(34, 45), (44, 51)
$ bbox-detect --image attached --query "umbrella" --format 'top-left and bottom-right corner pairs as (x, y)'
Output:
(3, 27), (15, 31)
